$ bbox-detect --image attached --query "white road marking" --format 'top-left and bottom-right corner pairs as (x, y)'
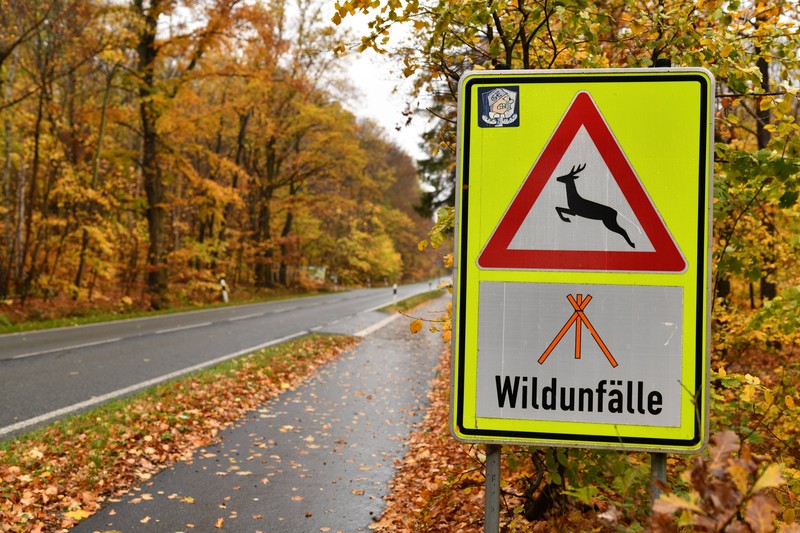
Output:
(227, 313), (265, 322)
(0, 331), (308, 438)
(355, 314), (401, 337)
(11, 337), (124, 360)
(155, 322), (212, 334)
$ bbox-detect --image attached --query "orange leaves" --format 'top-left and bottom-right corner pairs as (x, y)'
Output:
(650, 430), (786, 532)
(371, 344), (488, 532)
(409, 319), (423, 334)
(0, 335), (357, 530)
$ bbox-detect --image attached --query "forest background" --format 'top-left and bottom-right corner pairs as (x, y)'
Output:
(0, 0), (441, 321)
(3, 0), (800, 529)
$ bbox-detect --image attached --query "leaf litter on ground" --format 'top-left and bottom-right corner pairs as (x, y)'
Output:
(0, 334), (358, 532)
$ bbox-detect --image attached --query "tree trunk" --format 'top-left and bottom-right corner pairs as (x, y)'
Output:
(278, 179), (296, 287)
(755, 55), (776, 302)
(75, 65), (116, 291)
(18, 88), (45, 302)
(253, 190), (275, 288)
(0, 63), (13, 297)
(278, 210), (293, 286)
(136, 0), (168, 308)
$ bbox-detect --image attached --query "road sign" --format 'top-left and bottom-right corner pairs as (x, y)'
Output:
(477, 91), (685, 272)
(451, 69), (713, 452)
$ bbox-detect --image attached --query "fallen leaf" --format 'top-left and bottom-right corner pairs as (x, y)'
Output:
(745, 494), (779, 531)
(64, 509), (90, 520)
(753, 463), (784, 493)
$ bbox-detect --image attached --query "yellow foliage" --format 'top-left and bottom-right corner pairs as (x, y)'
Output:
(752, 464), (784, 493)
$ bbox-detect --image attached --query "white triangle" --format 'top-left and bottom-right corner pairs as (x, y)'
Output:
(508, 126), (655, 253)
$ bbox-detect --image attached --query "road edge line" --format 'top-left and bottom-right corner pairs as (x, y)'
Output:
(355, 314), (401, 337)
(0, 331), (308, 439)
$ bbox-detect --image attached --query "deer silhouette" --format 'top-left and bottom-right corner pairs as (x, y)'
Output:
(555, 164), (635, 248)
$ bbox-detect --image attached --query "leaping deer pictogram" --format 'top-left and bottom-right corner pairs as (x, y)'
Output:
(555, 164), (636, 248)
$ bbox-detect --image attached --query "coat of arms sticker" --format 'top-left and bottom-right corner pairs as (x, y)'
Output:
(478, 86), (519, 128)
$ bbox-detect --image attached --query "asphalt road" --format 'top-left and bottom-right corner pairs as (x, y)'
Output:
(73, 297), (446, 533)
(0, 282), (436, 439)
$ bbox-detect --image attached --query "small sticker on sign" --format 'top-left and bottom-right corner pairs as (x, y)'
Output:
(478, 86), (519, 128)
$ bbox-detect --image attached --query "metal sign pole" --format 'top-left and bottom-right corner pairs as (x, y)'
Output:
(651, 452), (667, 504)
(485, 444), (501, 532)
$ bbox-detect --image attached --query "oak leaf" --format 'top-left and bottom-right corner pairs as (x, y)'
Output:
(653, 493), (702, 515)
(752, 463), (783, 493)
(744, 494), (779, 532)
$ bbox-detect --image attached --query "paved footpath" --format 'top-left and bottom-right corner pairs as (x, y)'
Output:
(75, 298), (447, 533)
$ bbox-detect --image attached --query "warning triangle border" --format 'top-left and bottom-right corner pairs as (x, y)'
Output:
(477, 91), (687, 273)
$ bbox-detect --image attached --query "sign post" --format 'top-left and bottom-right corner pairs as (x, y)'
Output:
(453, 68), (713, 528)
(451, 69), (713, 521)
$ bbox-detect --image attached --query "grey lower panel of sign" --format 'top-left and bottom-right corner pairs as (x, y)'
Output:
(476, 281), (683, 428)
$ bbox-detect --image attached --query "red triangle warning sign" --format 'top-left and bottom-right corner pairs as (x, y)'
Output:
(478, 91), (686, 272)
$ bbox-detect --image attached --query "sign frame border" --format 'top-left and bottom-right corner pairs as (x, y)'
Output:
(450, 68), (714, 453)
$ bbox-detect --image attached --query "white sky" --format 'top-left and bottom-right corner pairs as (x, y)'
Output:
(330, 10), (431, 161)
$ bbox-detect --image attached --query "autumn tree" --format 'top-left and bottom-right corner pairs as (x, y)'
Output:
(335, 0), (800, 525)
(371, 125), (440, 281)
(127, 0), (240, 308)
(337, 0), (800, 323)
(0, 0), (437, 316)
(0, 0), (106, 302)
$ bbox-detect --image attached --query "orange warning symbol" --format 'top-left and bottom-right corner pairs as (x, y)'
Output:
(538, 294), (618, 367)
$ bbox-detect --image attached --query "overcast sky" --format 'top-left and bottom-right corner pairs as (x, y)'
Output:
(330, 10), (430, 161)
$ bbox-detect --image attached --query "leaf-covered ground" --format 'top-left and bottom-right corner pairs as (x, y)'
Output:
(3, 325), (797, 531)
(370, 343), (800, 532)
(371, 345), (539, 532)
(0, 335), (358, 532)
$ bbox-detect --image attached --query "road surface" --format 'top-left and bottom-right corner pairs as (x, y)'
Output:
(73, 297), (446, 532)
(0, 282), (435, 439)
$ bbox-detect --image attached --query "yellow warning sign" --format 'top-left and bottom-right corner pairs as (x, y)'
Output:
(450, 69), (713, 452)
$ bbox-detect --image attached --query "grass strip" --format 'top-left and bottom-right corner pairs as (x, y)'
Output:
(380, 289), (445, 314)
(0, 334), (358, 532)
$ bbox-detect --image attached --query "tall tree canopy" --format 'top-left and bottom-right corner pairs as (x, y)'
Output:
(335, 0), (800, 350)
(0, 0), (439, 312)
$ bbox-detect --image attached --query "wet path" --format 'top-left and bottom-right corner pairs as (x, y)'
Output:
(76, 298), (446, 532)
